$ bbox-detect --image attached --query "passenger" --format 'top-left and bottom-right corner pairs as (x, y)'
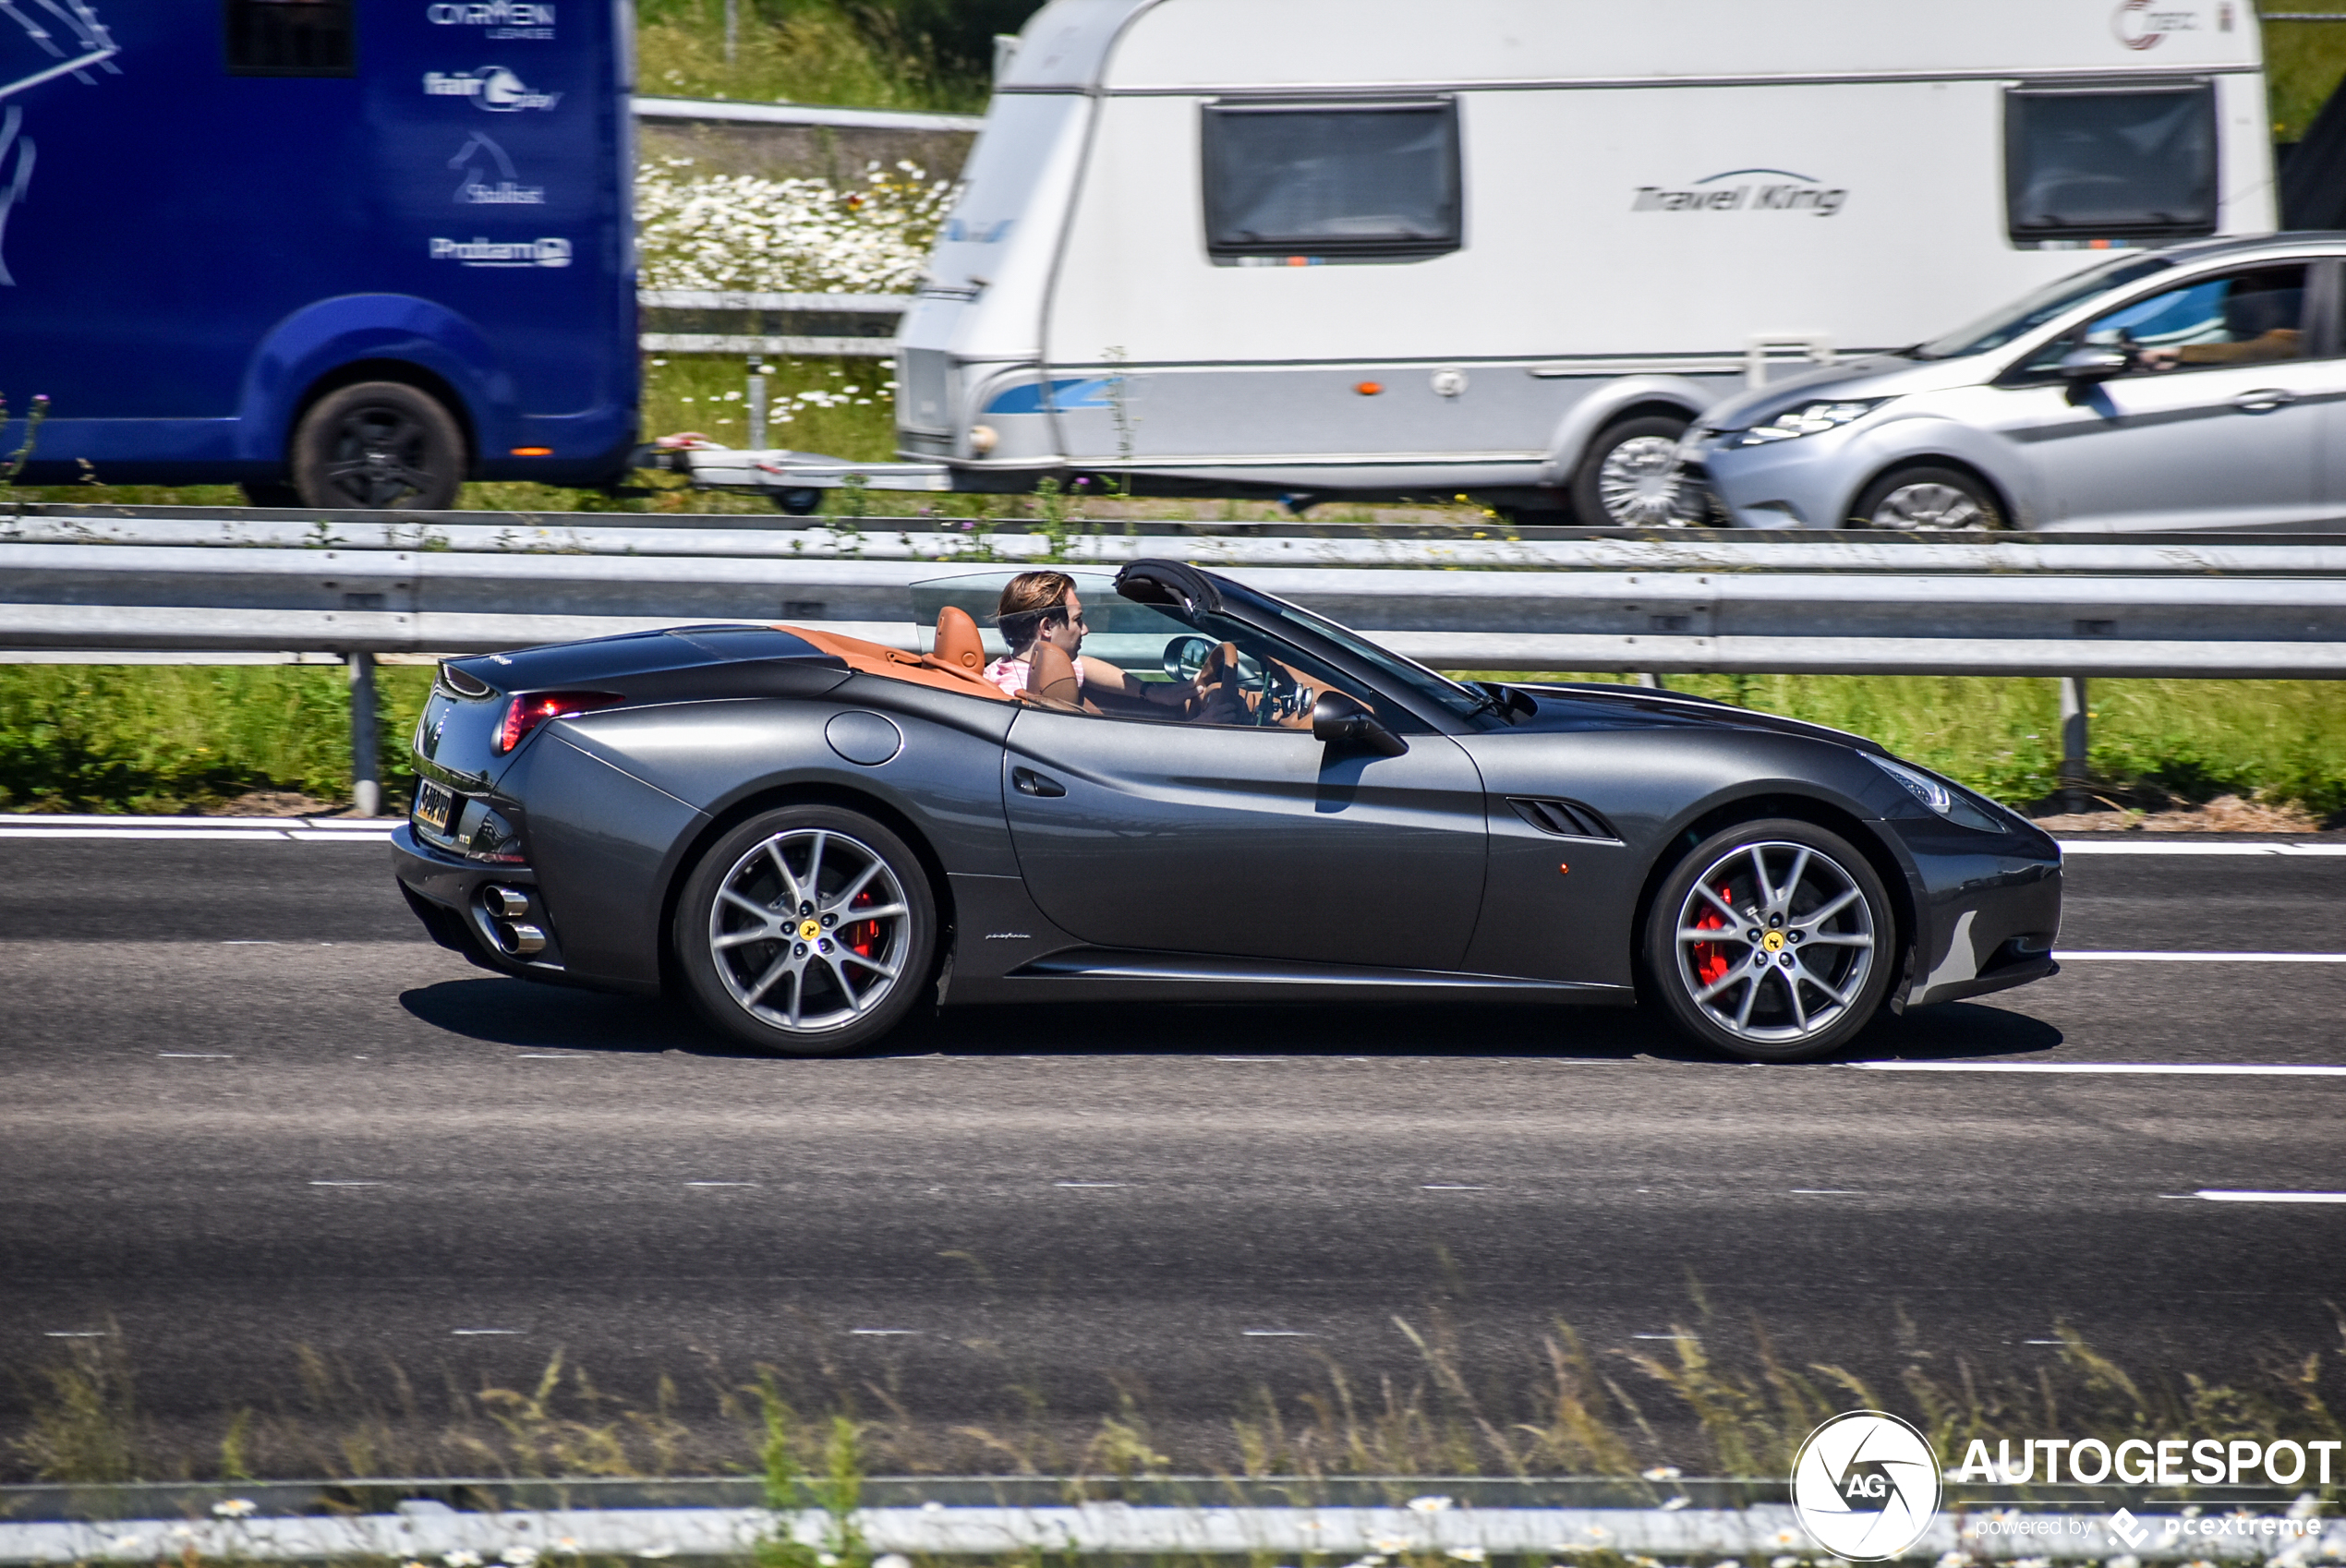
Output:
(985, 570), (1225, 718)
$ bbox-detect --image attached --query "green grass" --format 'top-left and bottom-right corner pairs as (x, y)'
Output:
(0, 665), (432, 815)
(2265, 6), (2346, 141)
(635, 0), (989, 112)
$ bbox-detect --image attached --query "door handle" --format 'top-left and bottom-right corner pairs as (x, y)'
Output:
(2231, 388), (2297, 413)
(1012, 766), (1066, 798)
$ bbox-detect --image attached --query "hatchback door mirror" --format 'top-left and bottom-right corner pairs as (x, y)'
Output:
(1311, 691), (1408, 756)
(2057, 344), (2129, 382)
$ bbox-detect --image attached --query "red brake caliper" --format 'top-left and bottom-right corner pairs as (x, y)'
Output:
(842, 885), (882, 960)
(1690, 883), (1735, 988)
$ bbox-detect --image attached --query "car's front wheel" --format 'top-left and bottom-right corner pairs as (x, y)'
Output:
(1848, 464), (2004, 530)
(1645, 818), (1894, 1062)
(675, 805), (937, 1056)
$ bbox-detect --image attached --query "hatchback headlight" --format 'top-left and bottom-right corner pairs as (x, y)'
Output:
(1723, 398), (1888, 448)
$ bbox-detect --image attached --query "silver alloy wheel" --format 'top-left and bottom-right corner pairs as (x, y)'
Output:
(1672, 838), (1877, 1047)
(1867, 481), (1989, 530)
(1596, 435), (1697, 526)
(707, 827), (912, 1034)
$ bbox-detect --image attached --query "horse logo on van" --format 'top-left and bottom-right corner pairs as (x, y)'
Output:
(0, 0), (117, 285)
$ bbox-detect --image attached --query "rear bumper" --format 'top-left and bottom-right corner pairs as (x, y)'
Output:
(391, 823), (570, 978)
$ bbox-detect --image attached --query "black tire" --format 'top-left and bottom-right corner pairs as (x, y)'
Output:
(772, 488), (822, 515)
(1644, 817), (1895, 1062)
(1571, 415), (1698, 528)
(290, 380), (466, 511)
(1847, 464), (2004, 531)
(675, 805), (937, 1057)
(238, 479), (304, 507)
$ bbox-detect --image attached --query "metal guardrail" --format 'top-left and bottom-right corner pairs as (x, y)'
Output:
(636, 291), (909, 358)
(5, 504), (2341, 811)
(629, 95), (986, 133)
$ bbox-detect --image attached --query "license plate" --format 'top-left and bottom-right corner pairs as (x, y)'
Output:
(415, 778), (454, 836)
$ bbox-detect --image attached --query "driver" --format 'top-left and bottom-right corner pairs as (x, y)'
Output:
(986, 571), (1230, 718)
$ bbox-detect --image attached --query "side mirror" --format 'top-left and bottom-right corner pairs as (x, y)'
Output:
(2057, 344), (2129, 382)
(1163, 634), (1215, 681)
(1312, 691), (1408, 757)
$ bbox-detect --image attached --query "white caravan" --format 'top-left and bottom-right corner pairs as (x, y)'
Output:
(886, 0), (2273, 523)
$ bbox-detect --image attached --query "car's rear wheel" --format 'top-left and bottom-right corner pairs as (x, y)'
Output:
(1849, 464), (2003, 531)
(676, 805), (937, 1056)
(290, 381), (466, 511)
(1645, 818), (1894, 1062)
(1572, 415), (1700, 527)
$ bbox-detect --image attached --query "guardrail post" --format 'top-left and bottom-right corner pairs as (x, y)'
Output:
(1636, 672), (1667, 691)
(347, 651), (381, 819)
(747, 358), (768, 451)
(2059, 675), (2089, 813)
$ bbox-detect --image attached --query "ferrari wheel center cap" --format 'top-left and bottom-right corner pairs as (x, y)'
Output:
(798, 918), (823, 942)
(1762, 930), (1786, 953)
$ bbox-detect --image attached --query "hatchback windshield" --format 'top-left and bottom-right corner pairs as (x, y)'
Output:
(1911, 253), (2173, 360)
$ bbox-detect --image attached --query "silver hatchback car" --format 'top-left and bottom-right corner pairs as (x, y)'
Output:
(1679, 235), (2346, 532)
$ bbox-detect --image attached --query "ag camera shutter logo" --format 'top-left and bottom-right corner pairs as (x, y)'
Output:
(1790, 1411), (1943, 1561)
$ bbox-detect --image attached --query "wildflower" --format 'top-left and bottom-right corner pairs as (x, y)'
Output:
(2104, 1557), (2140, 1568)
(212, 1500), (258, 1519)
(1772, 1556), (1802, 1567)
(2013, 1558), (2052, 1568)
(874, 1556), (913, 1568)
(635, 1550), (675, 1561)
(1661, 1496), (1692, 1512)
(1641, 1466), (1682, 1482)
(1408, 1497), (1454, 1514)
(1448, 1550), (1487, 1563)
(817, 1555), (839, 1566)
(444, 1553), (482, 1567)
(1373, 1538), (1411, 1554)
(1935, 1554), (1970, 1568)
(502, 1549), (538, 1566)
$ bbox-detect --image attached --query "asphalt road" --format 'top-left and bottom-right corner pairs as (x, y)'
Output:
(3, 835), (2342, 1469)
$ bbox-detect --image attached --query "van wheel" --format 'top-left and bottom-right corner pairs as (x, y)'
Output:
(1573, 416), (1699, 527)
(291, 381), (466, 511)
(1849, 465), (2004, 531)
(675, 805), (937, 1057)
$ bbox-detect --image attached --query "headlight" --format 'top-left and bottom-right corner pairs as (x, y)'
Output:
(1868, 754), (2010, 833)
(1723, 398), (1888, 448)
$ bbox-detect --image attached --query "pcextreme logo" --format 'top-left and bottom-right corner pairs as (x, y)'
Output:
(1790, 1411), (1944, 1562)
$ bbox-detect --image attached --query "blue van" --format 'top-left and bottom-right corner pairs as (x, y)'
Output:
(0, 0), (636, 507)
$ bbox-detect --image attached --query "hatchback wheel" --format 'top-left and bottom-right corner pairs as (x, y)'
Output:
(1850, 465), (2003, 531)
(1645, 818), (1894, 1062)
(676, 805), (937, 1056)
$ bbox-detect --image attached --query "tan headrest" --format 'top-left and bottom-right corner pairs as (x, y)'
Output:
(1026, 640), (1083, 706)
(935, 605), (986, 671)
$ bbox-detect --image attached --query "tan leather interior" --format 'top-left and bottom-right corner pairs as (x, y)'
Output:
(932, 605), (987, 674)
(1023, 640), (1086, 706)
(777, 621), (1013, 702)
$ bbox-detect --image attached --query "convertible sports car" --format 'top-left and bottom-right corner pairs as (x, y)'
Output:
(392, 560), (2062, 1063)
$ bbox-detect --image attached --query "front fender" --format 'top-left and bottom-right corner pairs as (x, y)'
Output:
(1828, 412), (2047, 529)
(235, 295), (514, 462)
(1538, 375), (1724, 487)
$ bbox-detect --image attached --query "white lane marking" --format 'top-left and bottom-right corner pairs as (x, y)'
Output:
(1855, 1062), (2346, 1077)
(514, 1054), (586, 1059)
(1054, 1181), (1126, 1188)
(849, 1328), (919, 1335)
(288, 829), (399, 842)
(1791, 1188), (1863, 1195)
(1421, 1183), (1486, 1190)
(308, 1180), (384, 1187)
(685, 1181), (758, 1188)
(2056, 840), (2346, 856)
(1632, 1333), (1692, 1341)
(2059, 951), (2346, 962)
(2195, 1189), (2346, 1203)
(2023, 1338), (2067, 1345)
(1242, 1330), (1314, 1337)
(451, 1328), (524, 1335)
(221, 940), (280, 946)
(160, 1052), (233, 1059)
(43, 1331), (104, 1338)
(0, 825), (397, 839)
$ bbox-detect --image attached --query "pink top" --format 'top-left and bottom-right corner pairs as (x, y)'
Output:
(984, 654), (1083, 696)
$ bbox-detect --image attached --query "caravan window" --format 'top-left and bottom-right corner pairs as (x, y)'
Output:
(225, 0), (356, 77)
(1201, 100), (1461, 263)
(2004, 84), (2216, 243)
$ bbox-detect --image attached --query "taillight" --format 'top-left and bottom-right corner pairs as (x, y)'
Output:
(496, 691), (623, 753)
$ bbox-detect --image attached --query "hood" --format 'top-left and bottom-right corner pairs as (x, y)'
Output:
(1695, 352), (1987, 434)
(1507, 681), (1883, 754)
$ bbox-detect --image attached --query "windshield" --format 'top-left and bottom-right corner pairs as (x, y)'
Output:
(1215, 577), (1493, 723)
(1910, 253), (2174, 360)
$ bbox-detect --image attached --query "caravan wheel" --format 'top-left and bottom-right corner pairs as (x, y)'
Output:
(1573, 416), (1700, 527)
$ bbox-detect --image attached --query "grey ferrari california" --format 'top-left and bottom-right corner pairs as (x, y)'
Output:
(392, 559), (2061, 1063)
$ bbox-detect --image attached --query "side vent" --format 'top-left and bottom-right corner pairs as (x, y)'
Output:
(1508, 797), (1621, 841)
